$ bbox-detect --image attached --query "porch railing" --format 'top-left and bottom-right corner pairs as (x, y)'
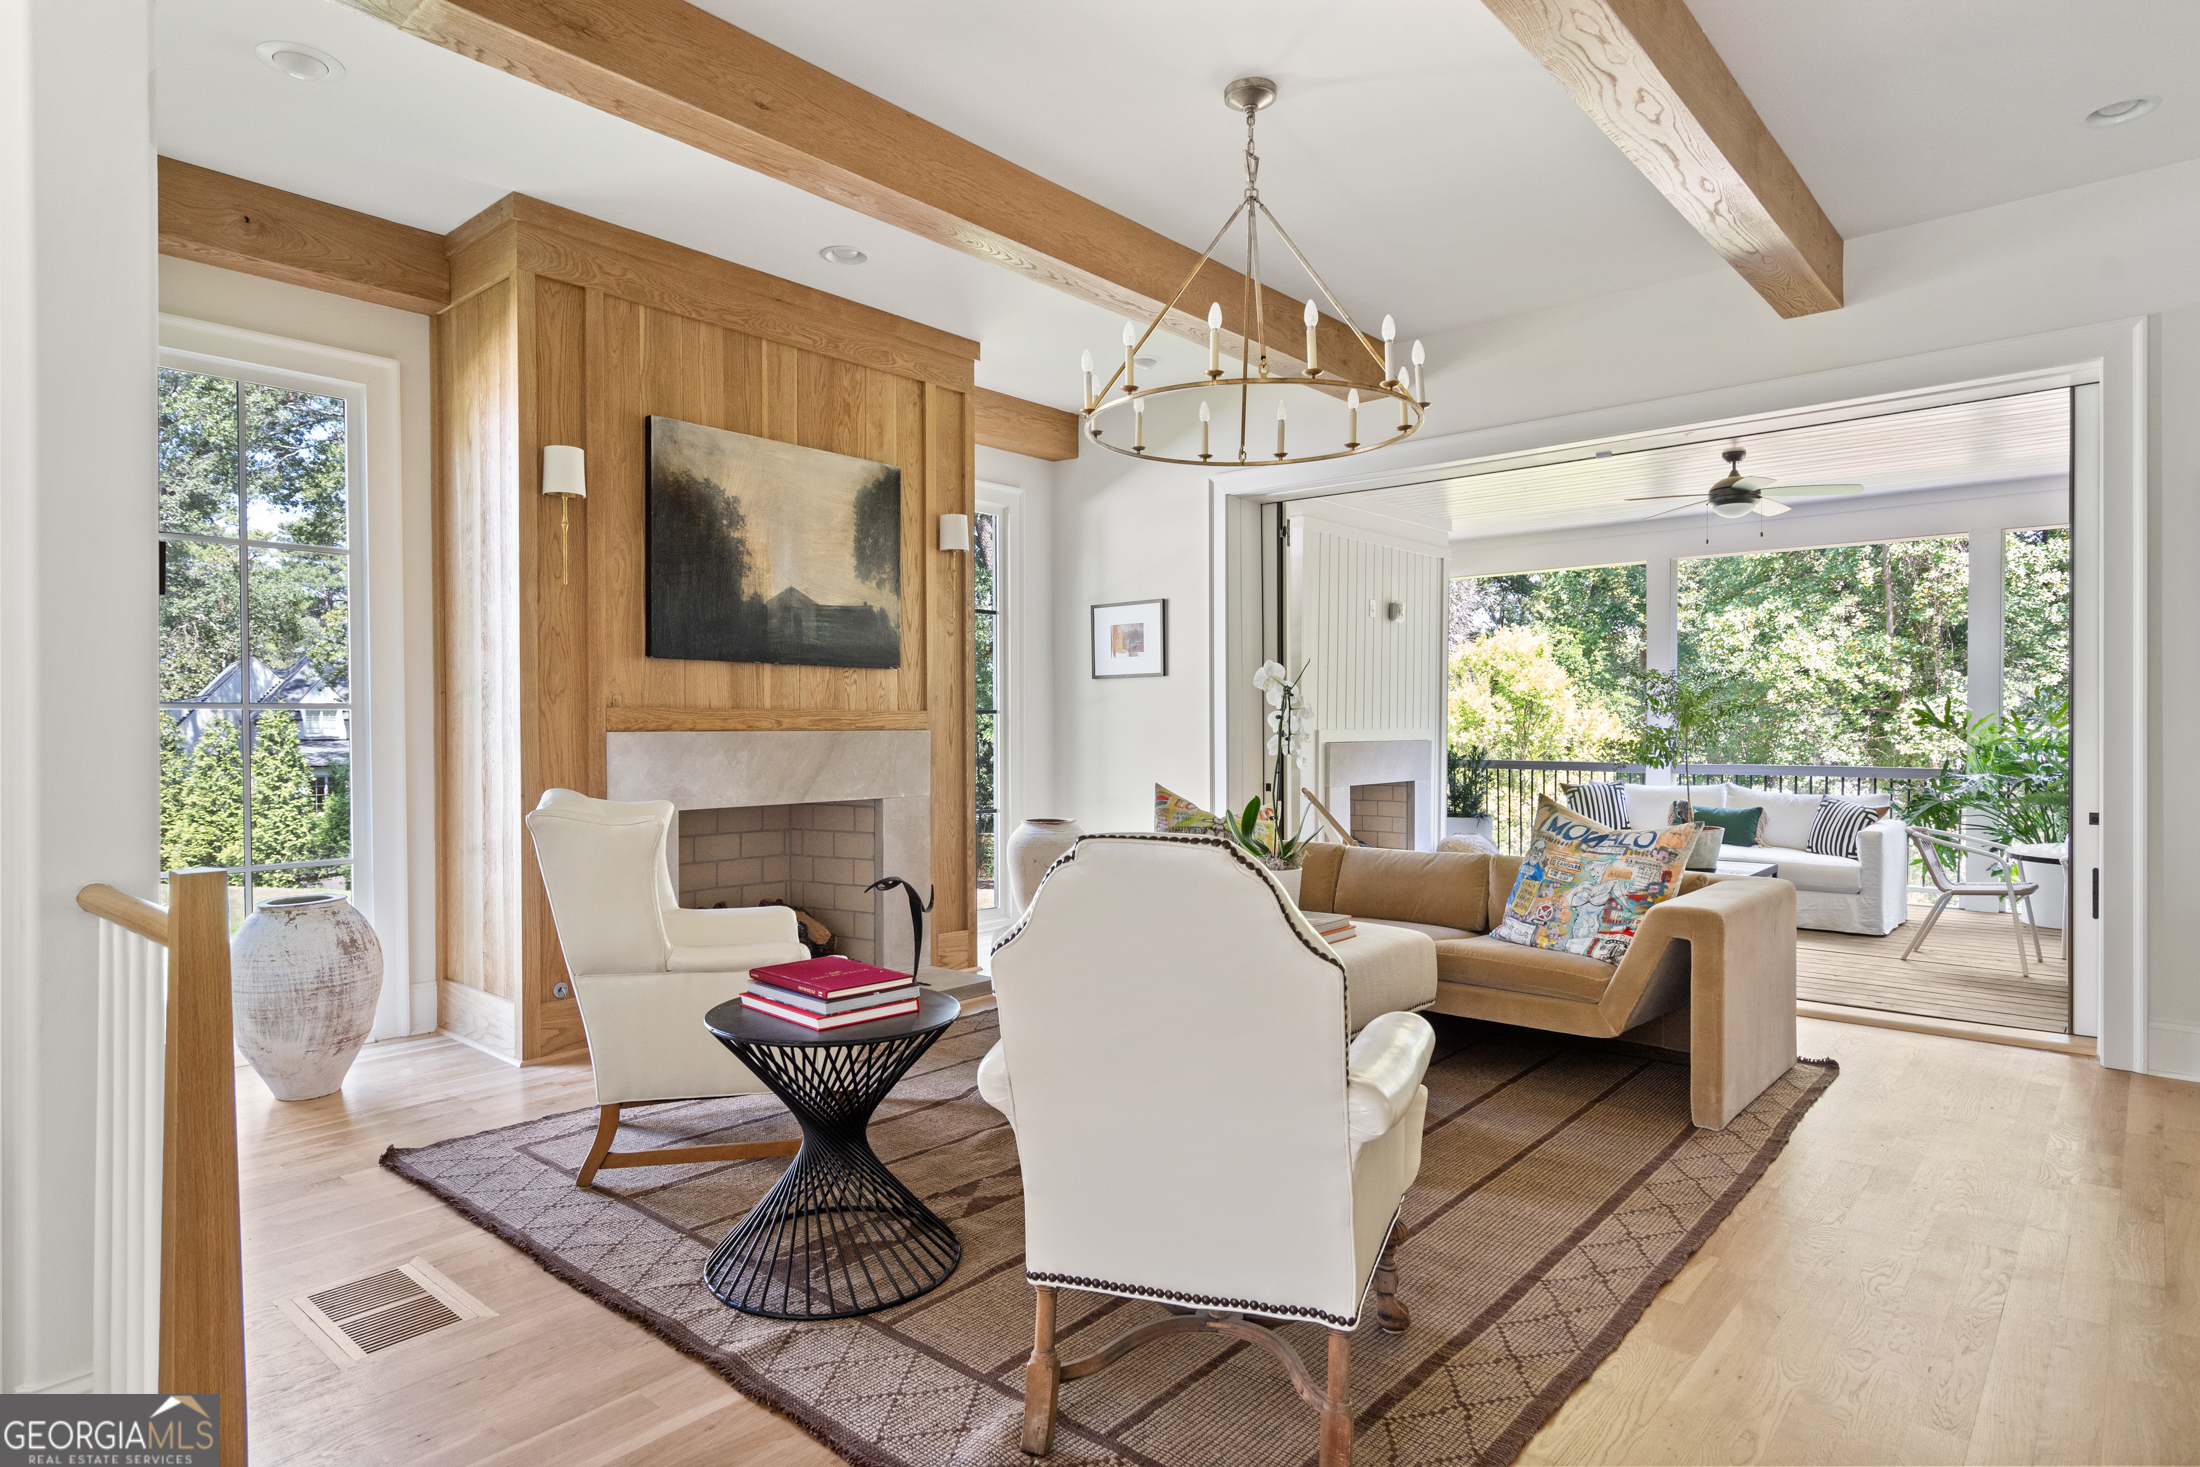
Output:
(1471, 759), (1940, 855)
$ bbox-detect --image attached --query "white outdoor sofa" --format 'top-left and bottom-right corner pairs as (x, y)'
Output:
(1611, 781), (1909, 937)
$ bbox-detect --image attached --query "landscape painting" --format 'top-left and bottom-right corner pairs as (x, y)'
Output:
(646, 415), (902, 668)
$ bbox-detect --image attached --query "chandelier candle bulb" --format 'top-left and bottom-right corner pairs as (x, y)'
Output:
(1411, 339), (1426, 404)
(1123, 321), (1137, 391)
(1276, 399), (1288, 458)
(1207, 302), (1223, 377)
(1199, 400), (1211, 459)
(1081, 349), (1094, 409)
(1381, 315), (1397, 384)
(1303, 297), (1319, 375)
(1133, 395), (1145, 451)
(1346, 389), (1359, 447)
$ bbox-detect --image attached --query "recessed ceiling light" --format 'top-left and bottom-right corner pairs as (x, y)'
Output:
(1136, 355), (1160, 371)
(255, 40), (344, 82)
(2085, 96), (2159, 127)
(818, 245), (868, 265)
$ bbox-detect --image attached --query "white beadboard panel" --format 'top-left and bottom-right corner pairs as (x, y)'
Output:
(1292, 519), (1446, 737)
(92, 923), (163, 1394)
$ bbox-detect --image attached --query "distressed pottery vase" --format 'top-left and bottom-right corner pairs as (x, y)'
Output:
(1005, 818), (1082, 915)
(231, 891), (384, 1101)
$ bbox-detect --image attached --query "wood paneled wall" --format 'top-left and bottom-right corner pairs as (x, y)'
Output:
(434, 196), (978, 1061)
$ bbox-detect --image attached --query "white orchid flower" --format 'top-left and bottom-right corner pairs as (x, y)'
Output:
(1265, 733), (1282, 755)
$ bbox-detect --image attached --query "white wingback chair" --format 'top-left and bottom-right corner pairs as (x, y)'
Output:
(525, 789), (811, 1187)
(979, 832), (1435, 1466)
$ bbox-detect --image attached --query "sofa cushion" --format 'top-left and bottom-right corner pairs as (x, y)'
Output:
(1560, 780), (1629, 828)
(1335, 922), (1441, 1032)
(1322, 846), (1490, 934)
(1730, 843), (1863, 894)
(1722, 785), (1824, 849)
(1357, 917), (1474, 941)
(1623, 783), (1698, 830)
(1807, 796), (1884, 859)
(1491, 800), (1696, 963)
(1434, 935), (1614, 1003)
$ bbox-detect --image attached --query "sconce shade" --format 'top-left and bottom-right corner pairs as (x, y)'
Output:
(938, 513), (971, 552)
(542, 444), (587, 498)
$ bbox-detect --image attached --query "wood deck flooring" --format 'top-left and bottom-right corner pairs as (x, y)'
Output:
(235, 1012), (2198, 1466)
(1799, 900), (2070, 1034)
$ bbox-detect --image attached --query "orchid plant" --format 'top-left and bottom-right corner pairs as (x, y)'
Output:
(1230, 660), (1318, 870)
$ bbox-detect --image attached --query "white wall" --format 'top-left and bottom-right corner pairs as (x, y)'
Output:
(1047, 156), (2200, 1076)
(0, 0), (157, 1394)
(157, 257), (438, 1039)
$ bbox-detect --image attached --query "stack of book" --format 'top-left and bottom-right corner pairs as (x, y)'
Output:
(1302, 911), (1356, 944)
(740, 956), (920, 1031)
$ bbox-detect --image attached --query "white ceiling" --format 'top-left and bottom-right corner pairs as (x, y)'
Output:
(153, 1), (2200, 412)
(1307, 389), (2071, 540)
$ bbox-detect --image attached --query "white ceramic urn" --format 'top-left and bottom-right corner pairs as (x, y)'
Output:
(231, 891), (384, 1101)
(1005, 818), (1082, 916)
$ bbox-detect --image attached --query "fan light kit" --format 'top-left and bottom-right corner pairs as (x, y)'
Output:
(818, 245), (869, 265)
(1626, 445), (1865, 520)
(1078, 76), (1427, 467)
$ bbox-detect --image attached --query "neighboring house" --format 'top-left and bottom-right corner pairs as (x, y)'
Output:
(172, 656), (350, 802)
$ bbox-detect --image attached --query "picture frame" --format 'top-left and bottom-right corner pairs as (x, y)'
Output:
(1090, 598), (1168, 678)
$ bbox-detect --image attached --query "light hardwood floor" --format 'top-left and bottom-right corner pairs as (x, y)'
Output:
(239, 1016), (2196, 1466)
(1798, 901), (2070, 1033)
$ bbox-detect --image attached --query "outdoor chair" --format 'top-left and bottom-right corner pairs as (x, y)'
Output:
(1902, 826), (2045, 977)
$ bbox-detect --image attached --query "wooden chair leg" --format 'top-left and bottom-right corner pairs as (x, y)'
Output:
(1022, 1286), (1061, 1456)
(1318, 1329), (1352, 1467)
(1372, 1219), (1410, 1335)
(577, 1104), (621, 1189)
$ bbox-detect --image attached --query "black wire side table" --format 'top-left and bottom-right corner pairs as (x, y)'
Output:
(701, 989), (962, 1319)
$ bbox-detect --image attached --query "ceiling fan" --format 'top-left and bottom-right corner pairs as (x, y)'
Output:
(1627, 446), (1864, 519)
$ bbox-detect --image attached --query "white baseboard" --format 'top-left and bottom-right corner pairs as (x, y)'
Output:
(2148, 1020), (2200, 1081)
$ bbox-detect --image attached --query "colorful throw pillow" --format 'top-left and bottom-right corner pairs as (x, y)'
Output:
(1154, 784), (1225, 834)
(1692, 805), (1765, 849)
(1560, 781), (1628, 829)
(1807, 796), (1882, 859)
(1492, 798), (1698, 964)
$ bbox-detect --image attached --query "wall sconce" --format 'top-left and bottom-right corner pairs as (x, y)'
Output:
(938, 513), (971, 553)
(542, 445), (586, 585)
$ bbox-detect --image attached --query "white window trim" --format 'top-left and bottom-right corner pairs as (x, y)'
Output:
(976, 483), (1023, 935)
(158, 316), (415, 1041)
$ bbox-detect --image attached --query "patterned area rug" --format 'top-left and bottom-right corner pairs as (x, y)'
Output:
(383, 1013), (1834, 1467)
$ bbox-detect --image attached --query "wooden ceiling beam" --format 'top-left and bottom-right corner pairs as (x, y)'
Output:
(974, 388), (1080, 462)
(158, 156), (451, 314)
(330, 0), (1378, 375)
(1481, 0), (1843, 317)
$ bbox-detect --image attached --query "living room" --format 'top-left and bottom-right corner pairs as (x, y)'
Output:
(7, 2), (2199, 1464)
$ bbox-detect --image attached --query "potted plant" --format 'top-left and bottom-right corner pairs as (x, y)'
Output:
(1902, 692), (2072, 923)
(1447, 744), (1493, 843)
(1229, 660), (1318, 902)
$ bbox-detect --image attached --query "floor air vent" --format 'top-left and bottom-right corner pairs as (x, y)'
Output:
(279, 1257), (495, 1366)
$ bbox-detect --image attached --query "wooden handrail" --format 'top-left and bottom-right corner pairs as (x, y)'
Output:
(77, 883), (170, 945)
(80, 870), (247, 1465)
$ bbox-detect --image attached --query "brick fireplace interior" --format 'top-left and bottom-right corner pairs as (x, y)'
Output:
(677, 800), (884, 967)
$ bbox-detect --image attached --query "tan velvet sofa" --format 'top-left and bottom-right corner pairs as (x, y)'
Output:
(1299, 844), (1798, 1129)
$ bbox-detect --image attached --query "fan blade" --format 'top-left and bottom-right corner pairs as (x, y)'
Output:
(1643, 500), (1701, 518)
(1751, 497), (1792, 516)
(1767, 483), (1864, 497)
(1733, 476), (1778, 490)
(1623, 494), (1705, 502)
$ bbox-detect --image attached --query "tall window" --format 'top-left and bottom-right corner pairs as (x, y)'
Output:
(158, 367), (354, 924)
(973, 511), (1000, 911)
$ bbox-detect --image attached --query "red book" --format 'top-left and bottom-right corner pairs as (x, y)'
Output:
(740, 991), (921, 1030)
(747, 955), (916, 1001)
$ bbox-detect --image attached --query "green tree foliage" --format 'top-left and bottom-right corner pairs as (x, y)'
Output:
(1448, 625), (1628, 759)
(169, 715), (246, 871)
(158, 370), (240, 535)
(247, 713), (324, 881)
(2004, 528), (2070, 708)
(1450, 565), (1645, 718)
(1679, 538), (1971, 766)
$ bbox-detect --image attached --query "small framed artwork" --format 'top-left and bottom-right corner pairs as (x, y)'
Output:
(1091, 598), (1168, 678)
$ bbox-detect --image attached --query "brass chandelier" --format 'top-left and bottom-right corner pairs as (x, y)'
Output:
(1080, 76), (1427, 467)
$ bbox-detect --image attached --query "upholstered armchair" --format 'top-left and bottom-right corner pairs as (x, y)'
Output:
(979, 832), (1435, 1466)
(525, 789), (810, 1187)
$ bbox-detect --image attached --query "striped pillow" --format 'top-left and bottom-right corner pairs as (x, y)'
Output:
(1807, 796), (1882, 859)
(1561, 781), (1628, 829)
